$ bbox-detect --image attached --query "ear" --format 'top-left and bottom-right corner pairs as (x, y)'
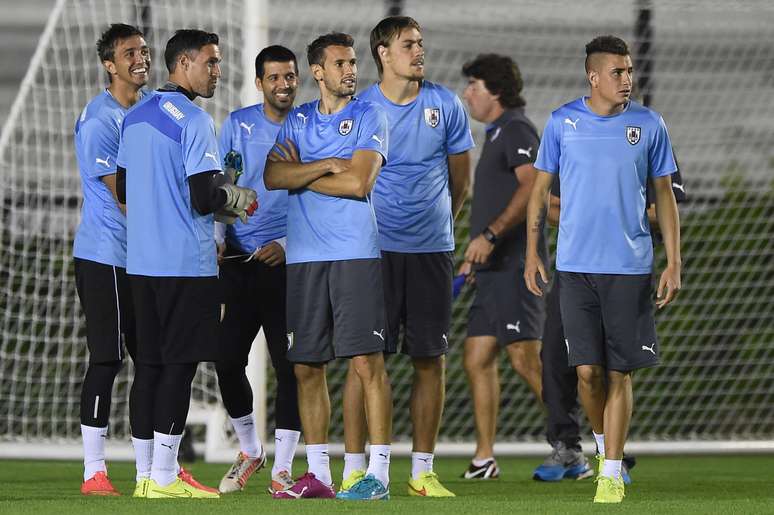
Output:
(179, 53), (190, 72)
(588, 70), (598, 88)
(255, 76), (264, 93)
(102, 60), (117, 76)
(378, 44), (389, 63)
(311, 63), (324, 82)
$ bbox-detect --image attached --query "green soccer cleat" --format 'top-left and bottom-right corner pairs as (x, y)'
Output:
(339, 469), (366, 494)
(146, 478), (220, 499)
(133, 477), (151, 498)
(407, 471), (456, 497)
(593, 476), (625, 503)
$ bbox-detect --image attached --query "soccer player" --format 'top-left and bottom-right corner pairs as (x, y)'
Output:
(342, 16), (473, 497)
(456, 54), (557, 480)
(264, 32), (392, 501)
(534, 170), (684, 483)
(215, 45), (301, 494)
(525, 35), (681, 504)
(73, 23), (151, 496)
(116, 29), (257, 499)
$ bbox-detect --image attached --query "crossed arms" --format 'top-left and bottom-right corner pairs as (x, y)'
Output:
(264, 139), (382, 199)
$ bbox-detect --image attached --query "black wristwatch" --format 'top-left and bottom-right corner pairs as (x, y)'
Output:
(482, 226), (498, 244)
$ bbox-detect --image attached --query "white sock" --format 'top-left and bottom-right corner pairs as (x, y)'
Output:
(150, 431), (182, 487)
(81, 424), (108, 481)
(272, 428), (301, 476)
(593, 432), (605, 456)
(472, 456), (494, 467)
(411, 452), (433, 479)
(131, 437), (153, 481)
(367, 444), (390, 486)
(602, 459), (622, 479)
(306, 443), (332, 485)
(343, 452), (367, 480)
(230, 412), (262, 458)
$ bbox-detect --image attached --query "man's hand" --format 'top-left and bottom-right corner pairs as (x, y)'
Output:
(524, 253), (547, 296)
(218, 183), (258, 224)
(656, 264), (681, 309)
(325, 157), (351, 174)
(217, 242), (226, 265)
(269, 139), (300, 163)
(457, 261), (475, 285)
(253, 241), (285, 267)
(464, 234), (495, 265)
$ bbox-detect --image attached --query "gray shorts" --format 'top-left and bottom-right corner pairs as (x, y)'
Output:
(559, 271), (659, 372)
(467, 265), (545, 346)
(286, 258), (387, 363)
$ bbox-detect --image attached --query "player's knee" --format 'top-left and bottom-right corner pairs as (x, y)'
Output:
(412, 355), (444, 377)
(576, 365), (605, 390)
(294, 363), (324, 385)
(463, 348), (496, 376)
(351, 353), (385, 383)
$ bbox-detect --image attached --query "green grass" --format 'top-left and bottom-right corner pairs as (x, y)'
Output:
(2, 456), (773, 514)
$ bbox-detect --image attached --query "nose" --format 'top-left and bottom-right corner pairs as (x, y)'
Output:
(212, 63), (222, 78)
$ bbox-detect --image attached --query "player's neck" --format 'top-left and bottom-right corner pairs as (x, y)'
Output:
(378, 75), (420, 105)
(317, 92), (351, 115)
(586, 93), (626, 116)
(480, 102), (505, 125)
(263, 103), (291, 124)
(107, 81), (143, 109)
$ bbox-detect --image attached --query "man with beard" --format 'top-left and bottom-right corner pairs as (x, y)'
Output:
(215, 45), (302, 495)
(265, 32), (392, 501)
(116, 29), (257, 499)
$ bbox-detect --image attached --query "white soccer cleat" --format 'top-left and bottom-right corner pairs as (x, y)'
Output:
(219, 450), (266, 493)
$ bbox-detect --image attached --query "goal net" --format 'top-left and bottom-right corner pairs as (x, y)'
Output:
(1, 0), (772, 459)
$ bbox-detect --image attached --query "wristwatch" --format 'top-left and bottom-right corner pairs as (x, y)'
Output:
(482, 226), (497, 244)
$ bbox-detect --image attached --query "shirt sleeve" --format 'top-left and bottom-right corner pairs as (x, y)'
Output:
(502, 120), (540, 170)
(218, 114), (234, 160)
(444, 94), (475, 155)
(534, 114), (560, 174)
(182, 112), (222, 177)
(355, 104), (388, 164)
(82, 118), (120, 178)
(649, 116), (678, 178)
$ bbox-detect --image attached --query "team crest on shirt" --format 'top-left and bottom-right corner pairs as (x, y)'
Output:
(424, 107), (440, 128)
(339, 119), (354, 136)
(626, 126), (641, 145)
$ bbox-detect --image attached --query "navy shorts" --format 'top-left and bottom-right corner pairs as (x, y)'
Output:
(559, 271), (658, 372)
(286, 259), (386, 363)
(382, 251), (453, 358)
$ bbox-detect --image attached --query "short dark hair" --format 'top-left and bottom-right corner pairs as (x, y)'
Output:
(96, 23), (143, 62)
(164, 29), (219, 72)
(306, 32), (354, 67)
(462, 53), (526, 108)
(369, 16), (422, 76)
(255, 45), (297, 78)
(585, 35), (630, 72)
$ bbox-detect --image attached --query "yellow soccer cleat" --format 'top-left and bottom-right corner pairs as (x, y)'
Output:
(133, 477), (151, 498)
(407, 471), (456, 497)
(146, 478), (220, 499)
(338, 469), (366, 494)
(593, 476), (625, 503)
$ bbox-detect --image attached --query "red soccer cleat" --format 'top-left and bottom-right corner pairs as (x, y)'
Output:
(178, 466), (219, 494)
(81, 471), (121, 496)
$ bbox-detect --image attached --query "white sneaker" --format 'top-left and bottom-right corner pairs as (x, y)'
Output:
(218, 451), (266, 493)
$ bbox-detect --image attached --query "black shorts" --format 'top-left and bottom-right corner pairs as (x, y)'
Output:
(467, 265), (545, 346)
(219, 253), (287, 368)
(74, 258), (136, 363)
(286, 259), (386, 363)
(129, 274), (220, 365)
(382, 251), (453, 358)
(559, 271), (658, 372)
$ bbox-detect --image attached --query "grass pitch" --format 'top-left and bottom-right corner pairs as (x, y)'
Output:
(1, 455), (772, 514)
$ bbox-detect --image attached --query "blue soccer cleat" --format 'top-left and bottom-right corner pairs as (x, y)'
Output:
(533, 443), (593, 481)
(335, 474), (389, 500)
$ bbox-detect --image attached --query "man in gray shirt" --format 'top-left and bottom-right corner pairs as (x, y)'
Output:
(458, 54), (588, 479)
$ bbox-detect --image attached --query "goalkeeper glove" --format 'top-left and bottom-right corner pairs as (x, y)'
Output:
(216, 183), (258, 224)
(223, 150), (244, 184)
